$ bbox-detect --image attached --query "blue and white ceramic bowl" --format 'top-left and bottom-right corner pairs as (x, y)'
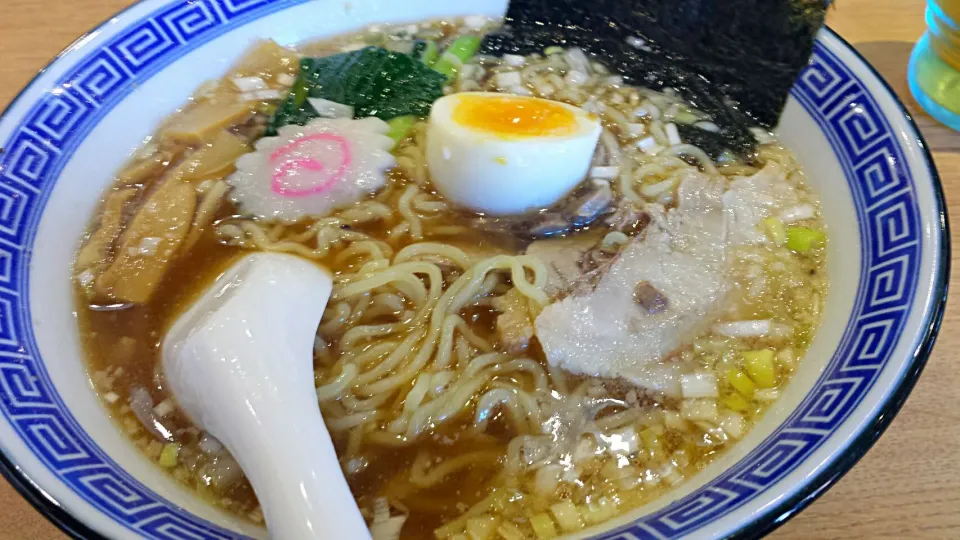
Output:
(0, 0), (948, 538)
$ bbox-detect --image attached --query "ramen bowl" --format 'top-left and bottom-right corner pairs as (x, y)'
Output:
(0, 0), (948, 538)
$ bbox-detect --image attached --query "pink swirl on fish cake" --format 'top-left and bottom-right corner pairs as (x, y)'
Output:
(269, 133), (351, 197)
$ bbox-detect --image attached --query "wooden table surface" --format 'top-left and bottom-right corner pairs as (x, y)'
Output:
(0, 0), (957, 538)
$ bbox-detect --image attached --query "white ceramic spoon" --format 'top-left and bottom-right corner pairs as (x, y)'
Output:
(162, 252), (371, 540)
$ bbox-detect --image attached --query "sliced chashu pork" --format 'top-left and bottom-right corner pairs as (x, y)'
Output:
(534, 164), (807, 396)
(535, 172), (728, 396)
(525, 232), (604, 299)
(525, 201), (652, 299)
(492, 287), (536, 353)
(724, 161), (806, 244)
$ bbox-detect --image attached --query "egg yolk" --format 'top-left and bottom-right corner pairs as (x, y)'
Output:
(452, 95), (578, 138)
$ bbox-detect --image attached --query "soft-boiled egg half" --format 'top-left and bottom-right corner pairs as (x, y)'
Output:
(426, 92), (602, 215)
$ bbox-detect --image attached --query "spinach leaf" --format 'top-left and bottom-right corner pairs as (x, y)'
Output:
(268, 47), (446, 135)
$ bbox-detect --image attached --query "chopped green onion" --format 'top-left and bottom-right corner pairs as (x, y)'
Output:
(288, 75), (310, 110)
(680, 372), (718, 398)
(256, 102), (278, 116)
(530, 513), (558, 539)
(721, 393), (752, 412)
(743, 349), (777, 388)
(496, 521), (526, 540)
(433, 35), (482, 79)
(158, 442), (180, 468)
(681, 399), (719, 422)
(549, 500), (583, 533)
(726, 368), (757, 397)
(413, 40), (439, 66)
(664, 410), (689, 432)
(786, 226), (825, 253)
(465, 515), (498, 539)
(387, 115), (418, 142)
(640, 426), (663, 454)
(762, 217), (788, 246)
(673, 110), (699, 124)
(581, 497), (618, 525)
(720, 411), (747, 439)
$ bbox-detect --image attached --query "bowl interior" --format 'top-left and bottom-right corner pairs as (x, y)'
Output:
(0, 0), (944, 539)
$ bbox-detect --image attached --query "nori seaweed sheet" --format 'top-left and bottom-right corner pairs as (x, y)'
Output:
(481, 0), (829, 159)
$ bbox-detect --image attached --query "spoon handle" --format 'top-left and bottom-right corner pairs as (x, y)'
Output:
(164, 253), (370, 540)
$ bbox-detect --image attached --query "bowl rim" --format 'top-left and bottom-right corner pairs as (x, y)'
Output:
(0, 0), (145, 533)
(724, 28), (950, 539)
(0, 2), (948, 538)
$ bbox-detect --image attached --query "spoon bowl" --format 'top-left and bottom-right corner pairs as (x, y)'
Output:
(163, 253), (370, 540)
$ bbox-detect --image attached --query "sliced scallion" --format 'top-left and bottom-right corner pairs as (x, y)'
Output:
(786, 226), (825, 253)
(412, 39), (439, 66)
(763, 216), (788, 246)
(432, 35), (481, 79)
(743, 349), (777, 388)
(726, 368), (757, 397)
(530, 512), (558, 539)
(158, 442), (180, 468)
(721, 393), (752, 412)
(386, 115), (417, 142)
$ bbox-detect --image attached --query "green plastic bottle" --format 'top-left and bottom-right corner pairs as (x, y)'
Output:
(909, 0), (960, 130)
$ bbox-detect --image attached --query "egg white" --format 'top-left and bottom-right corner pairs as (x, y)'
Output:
(426, 93), (602, 215)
